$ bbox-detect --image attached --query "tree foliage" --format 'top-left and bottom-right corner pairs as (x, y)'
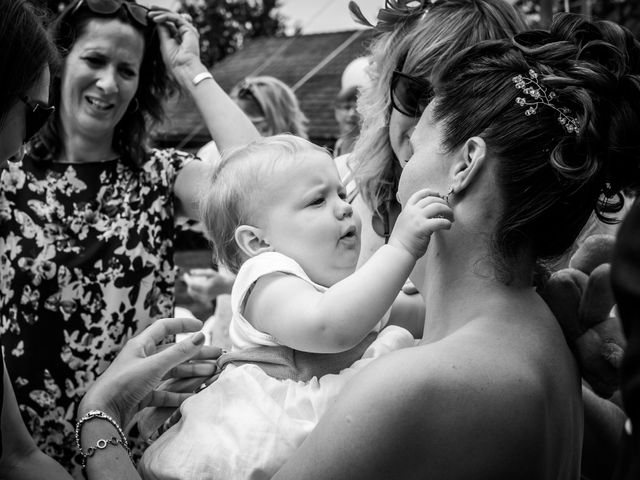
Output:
(179, 0), (284, 67)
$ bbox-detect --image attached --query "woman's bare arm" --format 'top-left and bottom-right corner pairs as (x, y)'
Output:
(0, 361), (73, 479)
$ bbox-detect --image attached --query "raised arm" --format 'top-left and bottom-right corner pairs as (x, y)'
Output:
(149, 10), (260, 152)
(150, 10), (261, 220)
(248, 190), (452, 353)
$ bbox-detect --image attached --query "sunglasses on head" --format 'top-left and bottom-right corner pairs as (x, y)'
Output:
(19, 96), (55, 143)
(70, 0), (149, 27)
(390, 70), (434, 118)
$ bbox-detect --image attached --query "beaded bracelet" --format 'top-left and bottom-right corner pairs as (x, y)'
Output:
(75, 410), (133, 468)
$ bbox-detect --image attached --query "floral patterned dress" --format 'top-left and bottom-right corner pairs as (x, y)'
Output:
(0, 149), (194, 476)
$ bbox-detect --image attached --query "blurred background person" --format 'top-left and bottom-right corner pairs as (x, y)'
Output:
(333, 57), (369, 158)
(333, 85), (360, 157)
(197, 75), (309, 164)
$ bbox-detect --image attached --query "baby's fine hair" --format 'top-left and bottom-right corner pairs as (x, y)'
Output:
(200, 134), (328, 273)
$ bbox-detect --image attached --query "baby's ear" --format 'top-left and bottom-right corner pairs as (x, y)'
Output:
(235, 225), (272, 258)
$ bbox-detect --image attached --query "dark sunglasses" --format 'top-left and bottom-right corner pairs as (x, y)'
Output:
(71, 0), (149, 27)
(390, 70), (434, 118)
(19, 96), (55, 142)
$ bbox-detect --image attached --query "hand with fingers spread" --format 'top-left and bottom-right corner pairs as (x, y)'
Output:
(148, 9), (201, 73)
(78, 317), (221, 428)
(389, 188), (453, 259)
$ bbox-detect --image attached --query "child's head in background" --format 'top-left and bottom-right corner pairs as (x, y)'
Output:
(201, 134), (362, 287)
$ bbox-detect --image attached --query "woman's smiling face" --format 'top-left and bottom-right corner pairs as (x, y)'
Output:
(59, 18), (144, 142)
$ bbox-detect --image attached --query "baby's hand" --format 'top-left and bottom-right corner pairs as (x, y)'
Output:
(389, 189), (453, 259)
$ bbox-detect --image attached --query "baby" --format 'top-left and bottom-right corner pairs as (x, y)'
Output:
(139, 135), (452, 479)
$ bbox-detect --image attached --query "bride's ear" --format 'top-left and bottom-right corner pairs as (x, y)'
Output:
(235, 225), (272, 258)
(450, 136), (487, 194)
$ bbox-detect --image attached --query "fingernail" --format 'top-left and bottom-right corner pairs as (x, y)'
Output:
(191, 332), (205, 345)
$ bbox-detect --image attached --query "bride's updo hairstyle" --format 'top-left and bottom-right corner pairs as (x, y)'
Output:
(431, 13), (640, 275)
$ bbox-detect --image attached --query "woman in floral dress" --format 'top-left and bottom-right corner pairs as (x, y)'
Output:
(0, 3), (259, 475)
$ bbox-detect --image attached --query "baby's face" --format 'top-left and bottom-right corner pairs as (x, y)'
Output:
(259, 150), (362, 287)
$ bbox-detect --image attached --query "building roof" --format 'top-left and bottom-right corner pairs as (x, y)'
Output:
(152, 29), (375, 150)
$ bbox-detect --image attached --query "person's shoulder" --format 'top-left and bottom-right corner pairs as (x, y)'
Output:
(365, 337), (543, 403)
(239, 252), (306, 277)
(234, 252), (313, 300)
(342, 340), (549, 477)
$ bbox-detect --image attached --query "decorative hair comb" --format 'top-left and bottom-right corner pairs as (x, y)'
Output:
(349, 0), (430, 32)
(512, 69), (580, 135)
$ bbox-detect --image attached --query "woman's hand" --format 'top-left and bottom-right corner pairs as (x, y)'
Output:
(78, 317), (220, 428)
(149, 9), (202, 74)
(389, 189), (453, 259)
(184, 268), (235, 304)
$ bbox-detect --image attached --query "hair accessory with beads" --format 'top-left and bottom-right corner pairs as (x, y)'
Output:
(512, 69), (580, 135)
(349, 0), (430, 32)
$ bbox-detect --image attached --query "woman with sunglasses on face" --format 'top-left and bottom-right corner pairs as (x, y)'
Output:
(197, 75), (309, 164)
(343, 3), (627, 477)
(230, 76), (309, 139)
(0, 0), (260, 474)
(334, 0), (527, 337)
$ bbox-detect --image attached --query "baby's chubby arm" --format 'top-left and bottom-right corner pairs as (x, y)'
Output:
(245, 189), (452, 354)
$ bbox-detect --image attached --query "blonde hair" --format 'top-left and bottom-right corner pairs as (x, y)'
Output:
(351, 0), (527, 215)
(231, 76), (309, 139)
(200, 134), (326, 273)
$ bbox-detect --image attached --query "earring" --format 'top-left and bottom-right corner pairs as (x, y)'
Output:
(442, 186), (454, 204)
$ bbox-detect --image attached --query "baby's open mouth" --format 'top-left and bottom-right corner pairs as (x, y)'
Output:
(341, 226), (357, 239)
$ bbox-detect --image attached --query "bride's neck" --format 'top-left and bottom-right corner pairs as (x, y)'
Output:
(419, 232), (535, 343)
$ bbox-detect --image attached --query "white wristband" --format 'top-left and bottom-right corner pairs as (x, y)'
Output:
(192, 71), (213, 86)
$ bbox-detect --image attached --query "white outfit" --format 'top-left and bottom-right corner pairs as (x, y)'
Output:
(139, 252), (414, 480)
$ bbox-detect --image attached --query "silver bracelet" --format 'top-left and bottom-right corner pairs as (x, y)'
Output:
(192, 71), (213, 86)
(79, 436), (129, 468)
(75, 410), (133, 468)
